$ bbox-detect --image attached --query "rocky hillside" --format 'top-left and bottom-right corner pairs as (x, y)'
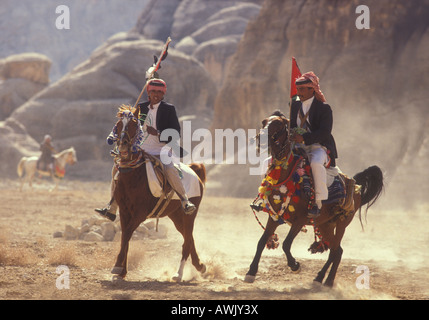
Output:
(0, 0), (146, 81)
(212, 0), (429, 204)
(0, 53), (51, 120)
(132, 0), (262, 86)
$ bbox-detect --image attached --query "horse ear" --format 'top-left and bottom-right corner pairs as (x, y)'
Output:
(133, 107), (139, 119)
(262, 118), (269, 128)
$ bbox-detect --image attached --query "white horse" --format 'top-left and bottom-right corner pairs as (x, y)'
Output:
(17, 147), (77, 191)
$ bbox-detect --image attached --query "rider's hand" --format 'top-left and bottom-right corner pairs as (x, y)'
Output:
(146, 126), (159, 136)
(290, 133), (304, 143)
(107, 137), (115, 145)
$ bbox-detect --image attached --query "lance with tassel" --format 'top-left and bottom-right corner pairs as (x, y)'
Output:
(132, 37), (172, 109)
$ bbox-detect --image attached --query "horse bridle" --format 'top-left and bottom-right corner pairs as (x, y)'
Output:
(119, 116), (136, 147)
(271, 124), (287, 146)
(268, 119), (290, 160)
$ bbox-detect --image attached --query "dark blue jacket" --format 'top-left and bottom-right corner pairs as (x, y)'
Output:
(290, 99), (338, 166)
(138, 100), (186, 157)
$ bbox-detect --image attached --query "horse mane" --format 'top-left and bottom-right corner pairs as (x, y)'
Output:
(55, 147), (75, 158)
(117, 104), (136, 118)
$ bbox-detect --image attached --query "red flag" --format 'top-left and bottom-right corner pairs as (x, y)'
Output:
(290, 57), (302, 102)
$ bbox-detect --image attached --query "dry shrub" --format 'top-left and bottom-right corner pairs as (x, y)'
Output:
(0, 243), (37, 266)
(78, 244), (116, 269)
(0, 228), (38, 266)
(47, 243), (78, 267)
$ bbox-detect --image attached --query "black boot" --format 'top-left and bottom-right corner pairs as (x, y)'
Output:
(94, 208), (116, 222)
(182, 201), (196, 215)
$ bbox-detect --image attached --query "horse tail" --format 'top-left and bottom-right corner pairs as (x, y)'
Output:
(353, 165), (384, 229)
(189, 163), (207, 185)
(353, 165), (384, 209)
(17, 158), (26, 178)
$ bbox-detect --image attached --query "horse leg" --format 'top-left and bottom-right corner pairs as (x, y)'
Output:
(50, 176), (58, 192)
(324, 222), (347, 287)
(19, 173), (25, 192)
(324, 246), (343, 287)
(185, 208), (206, 274)
(245, 217), (279, 283)
(28, 172), (35, 190)
(313, 222), (335, 284)
(314, 248), (334, 284)
(169, 206), (205, 282)
(313, 221), (346, 287)
(112, 211), (140, 279)
(282, 221), (305, 273)
(168, 207), (189, 281)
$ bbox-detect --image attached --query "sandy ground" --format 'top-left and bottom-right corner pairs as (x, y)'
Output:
(1, 177), (428, 302)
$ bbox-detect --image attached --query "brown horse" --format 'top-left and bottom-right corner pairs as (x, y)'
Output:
(245, 113), (384, 287)
(109, 105), (206, 281)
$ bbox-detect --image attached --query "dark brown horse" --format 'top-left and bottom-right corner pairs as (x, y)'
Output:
(245, 113), (384, 287)
(110, 105), (206, 281)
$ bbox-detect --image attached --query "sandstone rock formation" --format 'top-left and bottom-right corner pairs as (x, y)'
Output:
(134, 0), (263, 87)
(0, 53), (51, 85)
(0, 0), (147, 81)
(0, 117), (39, 176)
(0, 53), (51, 120)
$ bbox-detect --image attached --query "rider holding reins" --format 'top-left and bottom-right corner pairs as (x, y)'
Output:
(289, 72), (338, 217)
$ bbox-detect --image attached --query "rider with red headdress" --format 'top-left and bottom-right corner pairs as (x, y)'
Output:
(289, 72), (338, 217)
(95, 78), (196, 221)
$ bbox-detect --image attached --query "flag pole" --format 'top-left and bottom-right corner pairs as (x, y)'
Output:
(132, 37), (172, 110)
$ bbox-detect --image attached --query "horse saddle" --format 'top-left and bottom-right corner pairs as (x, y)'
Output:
(291, 146), (355, 211)
(37, 157), (51, 171)
(36, 157), (62, 177)
(323, 166), (356, 213)
(145, 158), (201, 200)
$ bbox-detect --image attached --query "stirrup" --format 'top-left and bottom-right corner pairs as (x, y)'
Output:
(95, 208), (116, 222)
(307, 204), (320, 218)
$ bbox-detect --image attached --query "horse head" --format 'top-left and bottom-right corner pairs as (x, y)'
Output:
(259, 111), (291, 160)
(114, 105), (141, 161)
(67, 147), (77, 164)
(53, 147), (77, 165)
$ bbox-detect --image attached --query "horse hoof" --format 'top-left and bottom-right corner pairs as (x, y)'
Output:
(244, 274), (256, 283)
(199, 264), (207, 274)
(172, 273), (183, 282)
(311, 279), (323, 291)
(312, 280), (323, 289)
(111, 275), (125, 283)
(290, 262), (301, 274)
(111, 266), (124, 275)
